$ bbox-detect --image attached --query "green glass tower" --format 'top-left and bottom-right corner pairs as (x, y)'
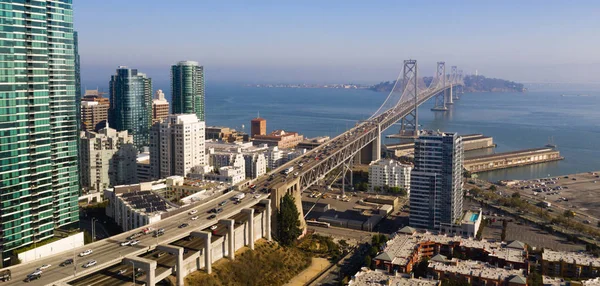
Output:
(108, 67), (153, 149)
(0, 0), (80, 265)
(171, 61), (205, 121)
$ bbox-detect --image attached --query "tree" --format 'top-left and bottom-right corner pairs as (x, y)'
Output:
(364, 255), (372, 269)
(277, 193), (302, 246)
(489, 185), (497, 192)
(511, 192), (521, 199)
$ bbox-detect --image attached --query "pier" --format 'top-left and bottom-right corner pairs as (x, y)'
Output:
(385, 134), (495, 158)
(464, 147), (563, 173)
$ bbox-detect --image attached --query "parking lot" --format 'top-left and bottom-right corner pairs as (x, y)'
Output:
(511, 171), (600, 223)
(464, 198), (586, 252)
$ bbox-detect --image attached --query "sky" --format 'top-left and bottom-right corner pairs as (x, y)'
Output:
(74, 0), (600, 87)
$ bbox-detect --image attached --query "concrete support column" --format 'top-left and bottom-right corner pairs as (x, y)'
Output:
(191, 231), (212, 274)
(157, 244), (184, 286)
(220, 219), (236, 260)
(261, 199), (272, 241)
(372, 124), (381, 161)
(242, 208), (255, 250)
(124, 256), (157, 286)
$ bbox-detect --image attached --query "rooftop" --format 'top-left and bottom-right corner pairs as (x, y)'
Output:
(349, 269), (439, 286)
(119, 190), (170, 214)
(428, 260), (526, 283)
(542, 250), (600, 267)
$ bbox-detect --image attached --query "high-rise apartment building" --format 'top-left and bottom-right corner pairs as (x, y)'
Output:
(150, 114), (206, 178)
(368, 159), (412, 193)
(409, 131), (464, 231)
(251, 117), (266, 137)
(81, 90), (109, 132)
(171, 61), (205, 121)
(243, 153), (267, 179)
(0, 0), (80, 265)
(80, 126), (138, 192)
(109, 66), (153, 149)
(152, 89), (169, 124)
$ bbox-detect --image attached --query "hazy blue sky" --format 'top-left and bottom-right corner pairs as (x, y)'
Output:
(75, 1), (600, 86)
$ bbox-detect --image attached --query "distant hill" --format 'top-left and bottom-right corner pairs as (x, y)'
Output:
(369, 75), (525, 93)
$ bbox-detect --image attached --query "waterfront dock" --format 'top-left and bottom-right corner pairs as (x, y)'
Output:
(385, 134), (495, 157)
(464, 147), (563, 173)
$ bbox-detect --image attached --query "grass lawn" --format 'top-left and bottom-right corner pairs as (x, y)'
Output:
(185, 240), (311, 286)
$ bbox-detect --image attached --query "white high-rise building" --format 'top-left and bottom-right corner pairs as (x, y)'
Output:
(244, 153), (267, 179)
(150, 114), (206, 178)
(209, 149), (246, 170)
(409, 131), (464, 231)
(368, 159), (412, 194)
(266, 146), (284, 169)
(80, 126), (138, 192)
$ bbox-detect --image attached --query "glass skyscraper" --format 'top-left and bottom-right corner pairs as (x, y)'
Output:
(409, 131), (464, 231)
(0, 0), (80, 265)
(108, 67), (153, 149)
(171, 61), (205, 121)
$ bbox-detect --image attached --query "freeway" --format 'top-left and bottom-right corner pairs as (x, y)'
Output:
(3, 190), (268, 286)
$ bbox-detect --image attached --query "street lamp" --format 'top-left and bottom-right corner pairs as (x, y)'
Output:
(91, 217), (97, 242)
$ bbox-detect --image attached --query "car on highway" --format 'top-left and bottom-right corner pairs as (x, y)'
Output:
(215, 207), (223, 213)
(210, 225), (218, 230)
(254, 194), (261, 199)
(155, 251), (166, 258)
(208, 214), (217, 220)
(79, 249), (93, 257)
(129, 240), (140, 246)
(189, 210), (198, 215)
(24, 273), (41, 282)
(37, 264), (51, 271)
(120, 240), (131, 246)
(190, 215), (199, 220)
(117, 269), (127, 275)
(60, 259), (73, 267)
(29, 270), (42, 277)
(127, 232), (143, 240)
(83, 260), (97, 268)
(218, 200), (228, 206)
(178, 223), (189, 228)
(153, 231), (164, 238)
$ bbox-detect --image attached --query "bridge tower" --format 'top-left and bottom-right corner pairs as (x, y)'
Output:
(432, 61), (448, 111)
(447, 66), (457, 104)
(398, 59), (419, 138)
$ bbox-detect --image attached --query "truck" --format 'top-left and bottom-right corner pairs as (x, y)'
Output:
(234, 193), (246, 201)
(283, 166), (294, 175)
(0, 269), (10, 281)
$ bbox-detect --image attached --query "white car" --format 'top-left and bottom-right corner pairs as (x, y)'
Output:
(210, 225), (218, 230)
(79, 249), (93, 257)
(37, 264), (51, 270)
(190, 216), (198, 221)
(189, 210), (198, 215)
(83, 260), (97, 268)
(129, 240), (140, 246)
(30, 270), (43, 276)
(117, 269), (126, 275)
(254, 194), (261, 199)
(120, 241), (131, 246)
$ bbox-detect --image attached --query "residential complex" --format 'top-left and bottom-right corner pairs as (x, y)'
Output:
(79, 126), (138, 192)
(372, 227), (528, 275)
(205, 126), (249, 143)
(253, 129), (304, 149)
(410, 131), (464, 231)
(250, 117), (267, 137)
(171, 61), (205, 121)
(368, 159), (412, 193)
(349, 269), (440, 286)
(0, 0), (80, 265)
(152, 89), (169, 124)
(150, 114), (206, 179)
(80, 89), (109, 132)
(542, 250), (600, 279)
(243, 153), (267, 179)
(108, 66), (153, 149)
